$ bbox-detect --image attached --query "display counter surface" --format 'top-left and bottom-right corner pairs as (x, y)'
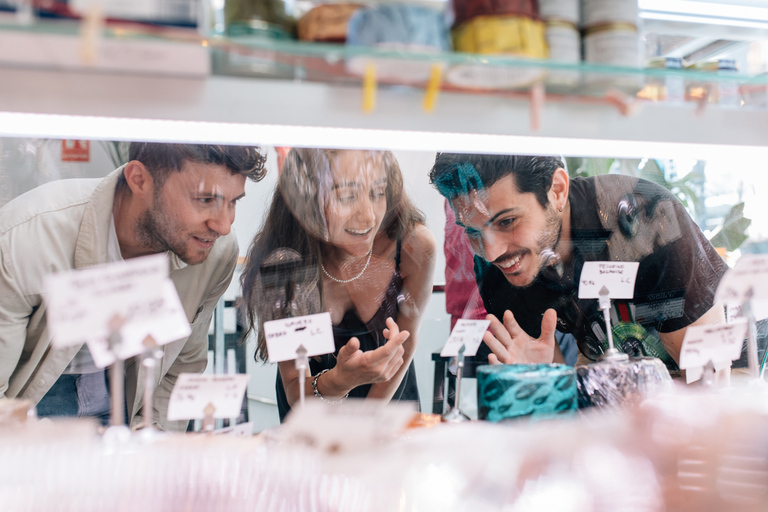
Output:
(2, 385), (768, 512)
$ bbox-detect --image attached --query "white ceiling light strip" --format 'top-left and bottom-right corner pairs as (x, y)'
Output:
(639, 0), (768, 28)
(640, 0), (768, 22)
(1, 111), (767, 162)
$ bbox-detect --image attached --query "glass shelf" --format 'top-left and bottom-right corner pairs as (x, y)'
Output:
(212, 36), (768, 109)
(1, 18), (767, 111)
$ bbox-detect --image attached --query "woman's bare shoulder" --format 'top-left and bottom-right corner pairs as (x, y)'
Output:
(400, 224), (436, 275)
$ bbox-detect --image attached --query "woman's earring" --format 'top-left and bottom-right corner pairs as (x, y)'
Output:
(558, 204), (564, 213)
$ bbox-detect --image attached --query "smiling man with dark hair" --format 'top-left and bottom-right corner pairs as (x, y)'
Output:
(0, 142), (266, 430)
(430, 153), (728, 373)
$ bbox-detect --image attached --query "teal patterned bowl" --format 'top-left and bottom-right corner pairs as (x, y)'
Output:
(477, 364), (577, 422)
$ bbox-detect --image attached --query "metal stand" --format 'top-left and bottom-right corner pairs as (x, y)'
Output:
(140, 335), (163, 431)
(295, 345), (308, 409)
(442, 345), (470, 423)
(104, 315), (130, 444)
(597, 286), (628, 363)
(202, 403), (216, 432)
(700, 360), (716, 388)
(743, 290), (760, 379)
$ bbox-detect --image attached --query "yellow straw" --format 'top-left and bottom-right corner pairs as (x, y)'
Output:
(423, 63), (443, 113)
(362, 63), (377, 113)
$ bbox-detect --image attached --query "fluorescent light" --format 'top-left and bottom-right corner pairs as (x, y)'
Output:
(641, 11), (768, 30)
(1, 111), (767, 162)
(639, 0), (768, 22)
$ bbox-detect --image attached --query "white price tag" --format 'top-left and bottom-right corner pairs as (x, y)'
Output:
(263, 312), (335, 363)
(715, 255), (768, 305)
(167, 374), (250, 421)
(440, 319), (490, 357)
(43, 254), (191, 367)
(281, 400), (416, 455)
(578, 261), (639, 299)
(212, 422), (254, 437)
(679, 320), (746, 383)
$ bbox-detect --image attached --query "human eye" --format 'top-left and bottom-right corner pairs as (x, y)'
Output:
(496, 217), (515, 229)
(197, 197), (216, 205)
(371, 187), (387, 199)
(464, 227), (482, 240)
(337, 191), (356, 203)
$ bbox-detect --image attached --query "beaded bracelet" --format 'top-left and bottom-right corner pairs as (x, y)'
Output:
(312, 369), (350, 405)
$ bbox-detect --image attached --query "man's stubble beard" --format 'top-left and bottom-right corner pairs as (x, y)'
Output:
(136, 199), (210, 266)
(519, 203), (563, 288)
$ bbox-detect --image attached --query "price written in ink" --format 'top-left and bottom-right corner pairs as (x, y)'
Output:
(716, 255), (768, 306)
(441, 319), (491, 357)
(578, 261), (640, 299)
(167, 373), (250, 421)
(43, 253), (191, 367)
(679, 320), (747, 371)
(263, 312), (335, 363)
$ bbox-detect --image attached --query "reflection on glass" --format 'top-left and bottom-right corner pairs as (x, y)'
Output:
(241, 148), (436, 421)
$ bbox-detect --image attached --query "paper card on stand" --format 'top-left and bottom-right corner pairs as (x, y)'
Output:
(715, 255), (768, 305)
(679, 320), (747, 383)
(441, 319), (490, 357)
(726, 301), (768, 322)
(212, 422), (254, 437)
(167, 374), (250, 421)
(578, 261), (639, 299)
(263, 312), (335, 363)
(44, 254), (191, 366)
(85, 280), (191, 368)
(281, 399), (416, 455)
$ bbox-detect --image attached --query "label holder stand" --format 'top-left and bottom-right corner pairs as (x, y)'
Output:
(442, 344), (470, 423)
(140, 335), (164, 432)
(742, 288), (761, 380)
(597, 286), (628, 363)
(295, 344), (308, 409)
(104, 315), (131, 443)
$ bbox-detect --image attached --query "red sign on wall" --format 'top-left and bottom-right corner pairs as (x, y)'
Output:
(61, 140), (90, 162)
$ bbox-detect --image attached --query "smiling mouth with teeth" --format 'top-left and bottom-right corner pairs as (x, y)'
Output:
(346, 228), (373, 236)
(496, 253), (523, 272)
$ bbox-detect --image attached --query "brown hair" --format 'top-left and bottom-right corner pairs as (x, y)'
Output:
(241, 148), (425, 361)
(128, 142), (267, 186)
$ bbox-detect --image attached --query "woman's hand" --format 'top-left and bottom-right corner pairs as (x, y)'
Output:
(334, 317), (408, 388)
(483, 309), (557, 365)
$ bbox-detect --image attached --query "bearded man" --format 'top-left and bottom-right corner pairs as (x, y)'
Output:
(0, 142), (265, 430)
(430, 154), (727, 372)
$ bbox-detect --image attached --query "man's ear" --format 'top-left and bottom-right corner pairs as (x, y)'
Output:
(122, 161), (154, 200)
(549, 167), (569, 208)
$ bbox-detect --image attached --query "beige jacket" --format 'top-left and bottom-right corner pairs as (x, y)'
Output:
(0, 167), (238, 431)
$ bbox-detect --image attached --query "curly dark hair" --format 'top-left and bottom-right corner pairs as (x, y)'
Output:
(128, 142), (267, 186)
(429, 153), (564, 208)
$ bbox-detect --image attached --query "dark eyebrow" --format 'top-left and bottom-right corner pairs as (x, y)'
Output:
(373, 178), (387, 185)
(197, 192), (246, 201)
(487, 208), (520, 225)
(332, 181), (359, 190)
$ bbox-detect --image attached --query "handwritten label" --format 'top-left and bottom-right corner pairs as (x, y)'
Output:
(679, 320), (746, 383)
(440, 319), (490, 357)
(212, 422), (254, 437)
(280, 399), (416, 455)
(715, 255), (768, 305)
(43, 254), (191, 367)
(167, 373), (250, 421)
(578, 261), (639, 299)
(263, 312), (335, 363)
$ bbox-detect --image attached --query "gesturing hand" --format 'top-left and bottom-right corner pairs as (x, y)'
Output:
(335, 317), (408, 387)
(482, 309), (557, 365)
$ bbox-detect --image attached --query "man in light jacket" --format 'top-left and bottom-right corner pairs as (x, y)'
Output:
(0, 142), (266, 430)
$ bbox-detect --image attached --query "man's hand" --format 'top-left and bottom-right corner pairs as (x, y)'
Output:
(483, 309), (557, 365)
(335, 317), (408, 387)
